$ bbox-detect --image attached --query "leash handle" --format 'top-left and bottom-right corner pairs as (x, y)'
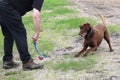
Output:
(34, 42), (39, 54)
(33, 42), (44, 59)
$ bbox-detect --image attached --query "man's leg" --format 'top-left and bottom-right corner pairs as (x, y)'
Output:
(0, 1), (43, 70)
(0, 1), (31, 64)
(1, 13), (31, 64)
(0, 20), (14, 62)
(0, 0), (18, 69)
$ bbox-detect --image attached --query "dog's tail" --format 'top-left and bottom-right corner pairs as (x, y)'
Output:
(99, 14), (106, 26)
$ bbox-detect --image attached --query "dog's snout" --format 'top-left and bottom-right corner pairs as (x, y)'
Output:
(79, 33), (81, 35)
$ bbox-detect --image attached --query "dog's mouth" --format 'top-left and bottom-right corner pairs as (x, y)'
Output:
(80, 32), (87, 37)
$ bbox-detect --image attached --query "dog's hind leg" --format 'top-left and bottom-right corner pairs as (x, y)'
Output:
(104, 31), (113, 52)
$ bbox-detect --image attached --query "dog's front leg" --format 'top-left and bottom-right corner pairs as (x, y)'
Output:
(75, 45), (88, 57)
(83, 46), (97, 57)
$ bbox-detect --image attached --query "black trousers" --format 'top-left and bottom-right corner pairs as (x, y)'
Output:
(0, 0), (31, 63)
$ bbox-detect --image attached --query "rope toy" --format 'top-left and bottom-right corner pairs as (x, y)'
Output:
(33, 42), (45, 60)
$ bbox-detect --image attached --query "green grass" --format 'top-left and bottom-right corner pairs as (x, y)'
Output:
(38, 39), (54, 52)
(42, 0), (68, 10)
(3, 70), (34, 80)
(54, 18), (96, 30)
(0, 29), (3, 47)
(53, 55), (99, 71)
(40, 17), (97, 31)
(108, 25), (120, 33)
(52, 7), (74, 15)
(22, 15), (33, 27)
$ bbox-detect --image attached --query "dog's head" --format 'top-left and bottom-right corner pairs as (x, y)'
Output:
(79, 23), (92, 37)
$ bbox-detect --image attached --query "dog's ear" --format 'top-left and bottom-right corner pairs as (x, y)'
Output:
(79, 24), (82, 28)
(84, 23), (92, 31)
(84, 23), (91, 27)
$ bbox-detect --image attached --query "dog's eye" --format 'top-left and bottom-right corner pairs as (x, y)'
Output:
(80, 27), (83, 29)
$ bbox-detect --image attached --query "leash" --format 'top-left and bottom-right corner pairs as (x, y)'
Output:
(33, 42), (45, 60)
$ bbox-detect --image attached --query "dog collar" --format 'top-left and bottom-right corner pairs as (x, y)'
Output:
(86, 29), (93, 38)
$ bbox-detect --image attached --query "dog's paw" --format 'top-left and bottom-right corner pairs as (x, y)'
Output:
(110, 49), (114, 52)
(74, 54), (79, 57)
(83, 53), (88, 57)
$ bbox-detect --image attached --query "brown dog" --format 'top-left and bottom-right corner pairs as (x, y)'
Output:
(75, 15), (113, 57)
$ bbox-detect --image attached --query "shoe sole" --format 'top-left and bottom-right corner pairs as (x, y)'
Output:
(23, 65), (44, 71)
(3, 66), (12, 69)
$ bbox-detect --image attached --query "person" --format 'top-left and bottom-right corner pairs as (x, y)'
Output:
(0, 0), (44, 70)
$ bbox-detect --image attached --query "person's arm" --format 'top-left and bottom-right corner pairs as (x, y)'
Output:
(32, 8), (40, 42)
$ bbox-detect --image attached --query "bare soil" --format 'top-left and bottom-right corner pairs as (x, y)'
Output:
(68, 0), (120, 25)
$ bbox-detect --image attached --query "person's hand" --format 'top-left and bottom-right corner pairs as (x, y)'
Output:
(32, 33), (39, 42)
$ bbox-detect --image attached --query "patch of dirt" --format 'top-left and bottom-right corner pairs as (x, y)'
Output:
(68, 0), (120, 25)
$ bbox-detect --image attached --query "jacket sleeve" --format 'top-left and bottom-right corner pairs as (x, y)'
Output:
(32, 0), (44, 11)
